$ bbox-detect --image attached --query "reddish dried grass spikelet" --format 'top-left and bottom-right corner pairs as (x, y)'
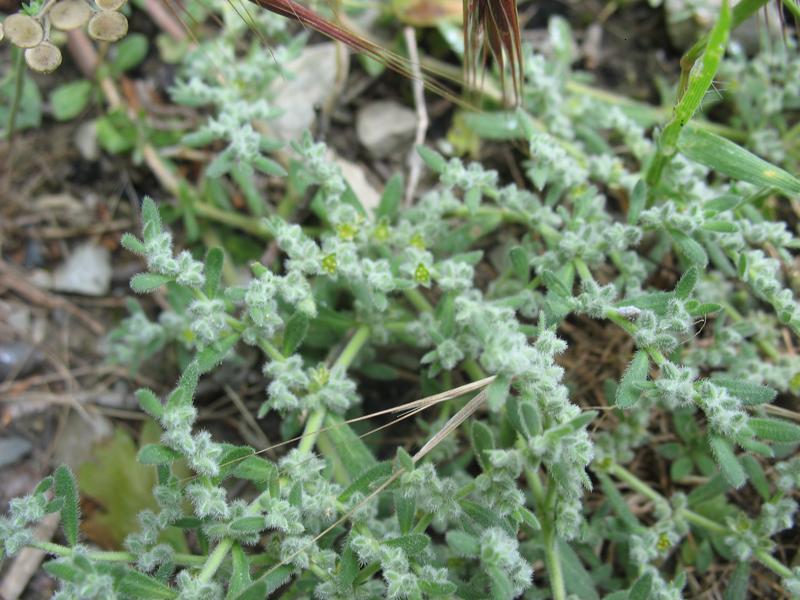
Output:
(464, 0), (524, 104)
(246, 0), (523, 106)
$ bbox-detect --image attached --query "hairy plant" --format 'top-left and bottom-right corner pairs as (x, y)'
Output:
(2, 1), (800, 600)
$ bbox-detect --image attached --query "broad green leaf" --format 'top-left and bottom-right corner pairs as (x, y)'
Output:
(615, 350), (649, 408)
(519, 401), (541, 437)
(558, 538), (600, 600)
(459, 499), (514, 536)
(436, 292), (456, 338)
(463, 111), (523, 140)
(417, 145), (448, 173)
(54, 466), (80, 547)
(111, 34), (149, 73)
(337, 546), (359, 590)
(723, 563), (750, 600)
(396, 446), (415, 472)
(674, 266), (698, 299)
(710, 377), (776, 405)
(541, 269), (572, 298)
(488, 565), (513, 600)
(485, 375), (510, 412)
(135, 389), (164, 419)
(628, 179), (646, 225)
(51, 80), (92, 121)
(377, 172), (403, 220)
(282, 312), (309, 356)
(749, 418), (800, 443)
(509, 246), (529, 282)
(384, 533), (430, 554)
(395, 492), (416, 534)
(687, 473), (728, 507)
(597, 474), (640, 531)
(130, 273), (173, 293)
(96, 109), (137, 154)
(141, 197), (162, 242)
(232, 456), (277, 483)
(338, 461), (392, 502)
(120, 233), (146, 255)
(119, 570), (177, 599)
(471, 421), (495, 471)
(317, 414), (377, 482)
(679, 126), (800, 196)
(137, 444), (181, 465)
(229, 516), (266, 533)
(43, 559), (83, 583)
(669, 229), (708, 267)
(35, 476), (54, 496)
(419, 578), (458, 596)
(740, 455), (770, 500)
(226, 543), (252, 600)
(445, 530), (480, 557)
(195, 333), (240, 373)
(709, 436), (746, 488)
(628, 573), (652, 600)
(1, 73), (42, 136)
(203, 247), (224, 298)
(616, 291), (672, 315)
(252, 155), (287, 177)
(78, 423), (188, 550)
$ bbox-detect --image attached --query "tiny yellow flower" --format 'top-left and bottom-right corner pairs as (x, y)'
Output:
(410, 233), (425, 249)
(322, 254), (337, 274)
(337, 223), (358, 241)
(414, 263), (430, 285)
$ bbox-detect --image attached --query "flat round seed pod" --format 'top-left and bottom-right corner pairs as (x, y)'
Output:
(3, 13), (44, 48)
(25, 42), (63, 73)
(0, 22), (5, 43)
(49, 0), (92, 30)
(87, 10), (127, 41)
(95, 0), (126, 10)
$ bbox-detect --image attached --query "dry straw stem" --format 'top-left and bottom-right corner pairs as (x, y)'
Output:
(179, 375), (497, 484)
(463, 0), (524, 103)
(260, 385), (492, 582)
(247, 0), (502, 108)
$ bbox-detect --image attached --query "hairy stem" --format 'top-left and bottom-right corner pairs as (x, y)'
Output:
(526, 468), (566, 600)
(605, 462), (792, 578)
(33, 541), (206, 567)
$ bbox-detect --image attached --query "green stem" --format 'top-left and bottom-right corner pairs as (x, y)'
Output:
(404, 288), (433, 313)
(32, 541), (206, 567)
(678, 0), (769, 97)
(197, 539), (233, 583)
(298, 324), (371, 455)
(542, 524), (567, 600)
(525, 468), (566, 600)
(193, 202), (272, 239)
(5, 49), (25, 142)
(646, 0), (731, 195)
(573, 258), (593, 282)
(606, 462), (793, 579)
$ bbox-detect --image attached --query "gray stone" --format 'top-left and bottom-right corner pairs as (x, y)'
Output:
(52, 242), (112, 296)
(0, 436), (33, 467)
(270, 43), (338, 142)
(357, 100), (417, 158)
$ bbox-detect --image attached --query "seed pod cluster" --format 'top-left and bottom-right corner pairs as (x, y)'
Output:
(1, 0), (128, 73)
